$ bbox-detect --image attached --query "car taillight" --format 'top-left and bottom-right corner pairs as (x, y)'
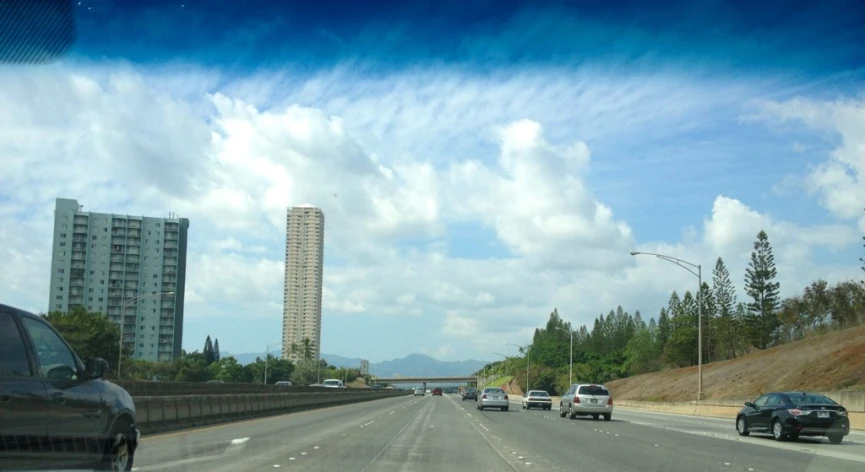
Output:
(608, 397), (613, 406)
(482, 394), (487, 399)
(788, 408), (804, 416)
(504, 395), (508, 400)
(574, 396), (580, 404)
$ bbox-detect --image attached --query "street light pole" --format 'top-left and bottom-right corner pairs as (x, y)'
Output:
(554, 326), (573, 386)
(631, 251), (704, 400)
(507, 342), (530, 393)
(118, 291), (175, 379)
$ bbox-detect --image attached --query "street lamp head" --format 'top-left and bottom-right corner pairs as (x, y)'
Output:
(629, 251), (639, 256)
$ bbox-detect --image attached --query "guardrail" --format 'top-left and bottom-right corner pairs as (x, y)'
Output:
(133, 389), (410, 435)
(114, 380), (352, 396)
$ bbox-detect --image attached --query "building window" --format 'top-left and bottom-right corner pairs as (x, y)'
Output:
(88, 297), (93, 302)
(98, 297), (103, 302)
(60, 233), (67, 238)
(92, 244), (96, 248)
(56, 304), (62, 309)
(153, 274), (157, 279)
(89, 288), (93, 293)
(92, 235), (97, 240)
(88, 306), (93, 310)
(59, 287), (63, 291)
(104, 228), (107, 232)
(59, 242), (66, 247)
(100, 280), (104, 285)
(139, 343), (144, 348)
(57, 268), (64, 274)
(90, 270), (94, 275)
(56, 295), (62, 300)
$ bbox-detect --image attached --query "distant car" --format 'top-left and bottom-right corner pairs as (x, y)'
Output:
(432, 387), (443, 396)
(274, 381), (292, 387)
(477, 387), (509, 411)
(0, 303), (139, 470)
(462, 389), (478, 401)
(414, 387), (425, 396)
(321, 379), (345, 388)
(522, 390), (552, 410)
(736, 392), (850, 443)
(206, 379), (225, 384)
(559, 384), (613, 421)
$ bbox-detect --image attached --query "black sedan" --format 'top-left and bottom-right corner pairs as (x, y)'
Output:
(735, 392), (850, 444)
(462, 389), (478, 401)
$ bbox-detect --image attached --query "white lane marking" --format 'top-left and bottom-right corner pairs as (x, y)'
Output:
(724, 462), (730, 466)
(525, 462), (532, 465)
(289, 457), (295, 461)
(230, 437), (250, 445)
(518, 456), (524, 459)
(314, 446), (320, 449)
(301, 452), (307, 455)
(273, 465), (281, 468)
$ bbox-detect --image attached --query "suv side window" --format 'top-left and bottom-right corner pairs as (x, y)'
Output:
(766, 394), (784, 406)
(0, 312), (32, 377)
(753, 395), (769, 407)
(20, 317), (79, 381)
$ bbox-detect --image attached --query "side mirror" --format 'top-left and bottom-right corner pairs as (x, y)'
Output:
(47, 365), (77, 380)
(744, 401), (754, 408)
(84, 358), (109, 380)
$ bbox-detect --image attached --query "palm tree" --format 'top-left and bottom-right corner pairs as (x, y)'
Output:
(301, 337), (315, 363)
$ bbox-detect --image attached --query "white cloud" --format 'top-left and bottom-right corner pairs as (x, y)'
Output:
(751, 96), (865, 230)
(0, 65), (862, 360)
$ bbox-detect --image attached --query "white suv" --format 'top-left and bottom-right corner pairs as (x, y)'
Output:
(559, 384), (613, 421)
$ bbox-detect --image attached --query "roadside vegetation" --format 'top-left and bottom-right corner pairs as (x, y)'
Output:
(475, 224), (865, 397)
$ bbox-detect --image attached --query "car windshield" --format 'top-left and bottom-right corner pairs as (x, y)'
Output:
(323, 380), (340, 386)
(787, 394), (837, 405)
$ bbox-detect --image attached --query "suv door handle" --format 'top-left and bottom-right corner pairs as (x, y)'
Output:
(52, 392), (66, 404)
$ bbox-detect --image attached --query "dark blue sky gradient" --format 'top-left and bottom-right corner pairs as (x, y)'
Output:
(71, 0), (865, 75)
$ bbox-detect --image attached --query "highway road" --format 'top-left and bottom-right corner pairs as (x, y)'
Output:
(131, 394), (865, 471)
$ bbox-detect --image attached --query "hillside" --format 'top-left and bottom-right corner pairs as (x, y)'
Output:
(607, 324), (865, 402)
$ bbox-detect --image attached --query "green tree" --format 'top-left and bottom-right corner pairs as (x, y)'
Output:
(712, 257), (738, 359)
(203, 335), (215, 365)
(624, 325), (660, 375)
(208, 356), (249, 383)
(657, 308), (671, 350)
(290, 361), (318, 386)
(213, 338), (221, 362)
(44, 306), (122, 372)
(744, 230), (781, 349)
(699, 282), (716, 363)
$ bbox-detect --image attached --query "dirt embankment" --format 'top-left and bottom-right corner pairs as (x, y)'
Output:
(608, 325), (865, 402)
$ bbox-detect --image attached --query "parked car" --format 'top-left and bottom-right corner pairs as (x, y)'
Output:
(274, 381), (292, 387)
(477, 387), (509, 411)
(414, 387), (425, 396)
(0, 303), (139, 471)
(432, 387), (443, 396)
(321, 379), (345, 388)
(559, 384), (613, 421)
(522, 390), (552, 410)
(735, 392), (850, 443)
(462, 388), (478, 401)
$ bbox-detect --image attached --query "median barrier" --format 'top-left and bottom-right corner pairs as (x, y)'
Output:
(133, 389), (410, 435)
(114, 380), (340, 396)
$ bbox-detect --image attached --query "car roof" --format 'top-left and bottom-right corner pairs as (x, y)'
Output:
(0, 303), (42, 321)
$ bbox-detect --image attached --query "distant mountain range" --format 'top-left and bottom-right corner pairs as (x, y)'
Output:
(223, 351), (485, 378)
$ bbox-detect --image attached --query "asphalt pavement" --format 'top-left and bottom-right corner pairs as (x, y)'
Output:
(129, 393), (865, 471)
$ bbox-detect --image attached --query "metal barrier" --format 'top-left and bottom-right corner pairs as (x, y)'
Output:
(133, 390), (410, 435)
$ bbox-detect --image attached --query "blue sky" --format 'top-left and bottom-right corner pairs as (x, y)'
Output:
(1, 0), (863, 363)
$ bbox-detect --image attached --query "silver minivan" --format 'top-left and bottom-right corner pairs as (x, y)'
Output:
(559, 384), (613, 421)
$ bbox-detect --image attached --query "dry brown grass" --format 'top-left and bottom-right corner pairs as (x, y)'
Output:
(607, 324), (865, 402)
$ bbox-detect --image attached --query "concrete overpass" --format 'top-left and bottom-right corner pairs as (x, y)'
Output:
(372, 376), (477, 384)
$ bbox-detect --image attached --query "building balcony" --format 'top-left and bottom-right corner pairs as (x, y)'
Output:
(71, 253), (86, 261)
(127, 229), (141, 238)
(127, 220), (141, 229)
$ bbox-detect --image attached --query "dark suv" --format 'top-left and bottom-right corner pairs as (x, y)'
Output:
(0, 304), (139, 470)
(462, 388), (478, 401)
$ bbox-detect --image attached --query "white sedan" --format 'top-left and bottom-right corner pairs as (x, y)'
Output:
(522, 390), (553, 410)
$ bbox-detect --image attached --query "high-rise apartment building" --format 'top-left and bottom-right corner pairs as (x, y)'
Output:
(48, 198), (189, 362)
(282, 204), (325, 362)
(360, 359), (370, 376)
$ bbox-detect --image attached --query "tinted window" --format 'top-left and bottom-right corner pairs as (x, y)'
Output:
(766, 394), (784, 405)
(578, 385), (610, 396)
(0, 312), (31, 377)
(21, 317), (79, 380)
(787, 394), (837, 405)
(529, 391), (549, 397)
(753, 395), (769, 407)
(484, 388), (505, 394)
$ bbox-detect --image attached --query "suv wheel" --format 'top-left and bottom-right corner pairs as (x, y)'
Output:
(772, 419), (786, 441)
(559, 404), (566, 418)
(99, 420), (134, 471)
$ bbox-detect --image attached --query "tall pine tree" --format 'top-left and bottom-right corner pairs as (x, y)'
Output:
(712, 257), (738, 359)
(213, 338), (221, 362)
(657, 308), (671, 350)
(744, 230), (781, 349)
(203, 335), (214, 365)
(699, 282), (716, 363)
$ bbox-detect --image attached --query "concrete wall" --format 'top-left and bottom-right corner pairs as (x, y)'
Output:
(133, 389), (409, 435)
